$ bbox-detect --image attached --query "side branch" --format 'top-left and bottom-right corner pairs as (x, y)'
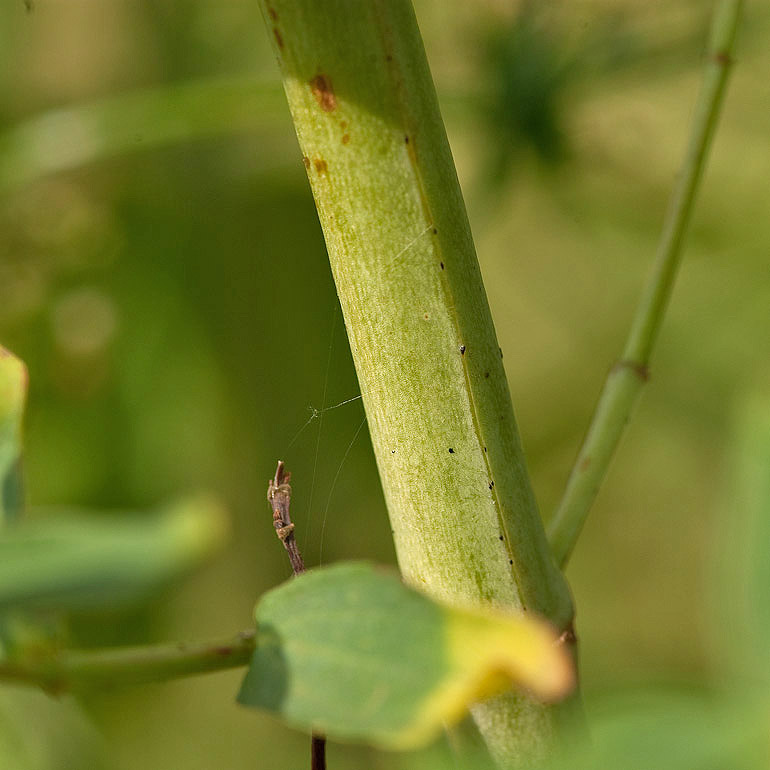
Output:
(548, 0), (743, 568)
(0, 631), (256, 694)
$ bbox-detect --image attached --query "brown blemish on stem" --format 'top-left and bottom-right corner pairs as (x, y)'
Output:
(560, 626), (577, 645)
(273, 28), (284, 48)
(266, 5), (278, 21)
(340, 120), (347, 130)
(310, 74), (337, 112)
(342, 134), (350, 145)
(313, 158), (328, 174)
(613, 359), (650, 381)
(302, 156), (310, 169)
(213, 646), (233, 657)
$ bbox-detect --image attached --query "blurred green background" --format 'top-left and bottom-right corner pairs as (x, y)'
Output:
(1, 1), (769, 768)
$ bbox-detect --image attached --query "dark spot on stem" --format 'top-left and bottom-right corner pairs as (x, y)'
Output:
(391, 450), (396, 454)
(488, 481), (495, 489)
(386, 54), (393, 62)
(302, 156), (310, 169)
(460, 345), (466, 355)
(313, 158), (328, 174)
(213, 646), (233, 657)
(448, 448), (455, 454)
(423, 313), (429, 320)
(439, 262), (444, 270)
(342, 134), (350, 145)
(484, 371), (490, 378)
(509, 559), (513, 565)
(404, 135), (410, 144)
(432, 227), (437, 234)
(340, 120), (348, 130)
(273, 28), (284, 49)
(267, 6), (278, 21)
(613, 359), (650, 381)
(310, 74), (337, 112)
(483, 447), (487, 453)
(499, 347), (504, 359)
(498, 535), (504, 541)
(713, 51), (733, 66)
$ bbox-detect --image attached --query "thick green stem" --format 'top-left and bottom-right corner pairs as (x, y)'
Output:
(258, 1), (574, 765)
(0, 631), (255, 693)
(548, 0), (743, 569)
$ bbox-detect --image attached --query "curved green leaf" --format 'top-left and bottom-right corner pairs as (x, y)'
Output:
(0, 347), (27, 524)
(0, 496), (229, 611)
(0, 77), (285, 195)
(237, 562), (573, 749)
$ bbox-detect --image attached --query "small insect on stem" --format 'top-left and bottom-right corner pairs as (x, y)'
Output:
(267, 461), (326, 770)
(267, 460), (306, 576)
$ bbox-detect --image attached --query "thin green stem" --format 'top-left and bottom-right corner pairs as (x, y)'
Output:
(0, 630), (255, 693)
(548, 0), (743, 569)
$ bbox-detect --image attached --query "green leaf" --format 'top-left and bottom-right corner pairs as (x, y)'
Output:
(0, 496), (228, 611)
(237, 562), (573, 750)
(0, 347), (27, 524)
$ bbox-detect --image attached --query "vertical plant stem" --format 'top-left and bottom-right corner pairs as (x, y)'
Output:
(548, 0), (743, 569)
(258, 1), (574, 765)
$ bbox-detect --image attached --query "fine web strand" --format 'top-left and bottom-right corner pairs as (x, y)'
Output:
(303, 307), (338, 552)
(322, 394), (361, 411)
(319, 414), (367, 566)
(281, 395), (361, 456)
(282, 405), (320, 455)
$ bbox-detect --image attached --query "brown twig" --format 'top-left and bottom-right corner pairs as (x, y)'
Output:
(268, 460), (306, 575)
(267, 461), (326, 770)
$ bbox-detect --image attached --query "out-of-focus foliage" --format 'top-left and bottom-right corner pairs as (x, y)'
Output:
(0, 0), (768, 768)
(0, 687), (105, 770)
(0, 496), (228, 612)
(718, 397), (770, 686)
